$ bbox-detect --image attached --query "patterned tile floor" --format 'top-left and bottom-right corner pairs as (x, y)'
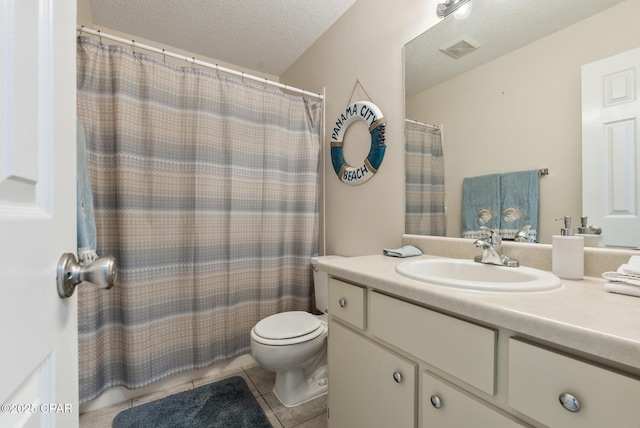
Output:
(79, 363), (327, 428)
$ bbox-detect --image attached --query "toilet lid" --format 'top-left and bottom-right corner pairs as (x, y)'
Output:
(254, 311), (322, 340)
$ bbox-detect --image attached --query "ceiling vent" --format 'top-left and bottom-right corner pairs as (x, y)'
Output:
(440, 37), (480, 59)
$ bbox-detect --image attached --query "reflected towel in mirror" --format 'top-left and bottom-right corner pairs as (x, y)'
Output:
(500, 170), (539, 240)
(462, 173), (500, 239)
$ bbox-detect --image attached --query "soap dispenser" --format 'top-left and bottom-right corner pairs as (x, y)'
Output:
(552, 216), (584, 280)
(576, 216), (602, 247)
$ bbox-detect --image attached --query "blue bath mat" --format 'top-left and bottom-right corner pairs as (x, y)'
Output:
(112, 376), (272, 428)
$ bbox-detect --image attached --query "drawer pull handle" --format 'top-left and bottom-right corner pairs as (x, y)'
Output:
(338, 298), (346, 308)
(430, 395), (443, 409)
(392, 371), (403, 383)
(559, 392), (581, 413)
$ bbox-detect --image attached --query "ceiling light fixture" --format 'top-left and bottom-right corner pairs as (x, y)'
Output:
(436, 0), (473, 19)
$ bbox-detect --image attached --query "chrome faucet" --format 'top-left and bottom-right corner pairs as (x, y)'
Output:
(514, 224), (534, 243)
(473, 227), (519, 267)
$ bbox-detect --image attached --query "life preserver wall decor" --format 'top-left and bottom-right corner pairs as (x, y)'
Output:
(330, 101), (386, 185)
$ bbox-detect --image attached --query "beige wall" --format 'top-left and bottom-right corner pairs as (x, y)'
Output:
(406, 0), (640, 244)
(282, 0), (439, 256)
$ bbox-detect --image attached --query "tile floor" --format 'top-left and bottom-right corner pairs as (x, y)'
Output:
(79, 363), (327, 428)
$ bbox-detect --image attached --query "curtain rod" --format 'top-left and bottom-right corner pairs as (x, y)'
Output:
(77, 26), (324, 100)
(405, 118), (440, 130)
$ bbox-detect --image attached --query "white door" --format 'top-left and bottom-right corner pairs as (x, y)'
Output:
(0, 1), (78, 427)
(582, 47), (640, 248)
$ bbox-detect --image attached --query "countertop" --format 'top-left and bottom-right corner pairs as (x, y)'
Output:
(318, 254), (640, 373)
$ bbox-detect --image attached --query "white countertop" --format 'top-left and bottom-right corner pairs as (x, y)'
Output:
(318, 254), (640, 372)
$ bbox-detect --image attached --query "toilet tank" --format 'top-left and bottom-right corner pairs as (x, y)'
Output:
(311, 255), (343, 314)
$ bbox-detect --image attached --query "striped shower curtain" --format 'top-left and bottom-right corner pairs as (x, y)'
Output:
(76, 37), (322, 403)
(405, 124), (446, 235)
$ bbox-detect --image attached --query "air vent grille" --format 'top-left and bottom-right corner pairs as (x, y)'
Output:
(440, 37), (480, 59)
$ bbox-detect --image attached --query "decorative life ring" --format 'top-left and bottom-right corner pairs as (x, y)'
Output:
(330, 101), (386, 185)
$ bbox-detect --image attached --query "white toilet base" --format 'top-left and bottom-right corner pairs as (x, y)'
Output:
(273, 363), (328, 407)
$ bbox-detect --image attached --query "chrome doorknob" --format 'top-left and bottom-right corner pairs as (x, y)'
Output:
(56, 253), (117, 298)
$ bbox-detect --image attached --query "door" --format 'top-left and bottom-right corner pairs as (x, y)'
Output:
(582, 47), (640, 248)
(328, 321), (416, 428)
(0, 1), (78, 427)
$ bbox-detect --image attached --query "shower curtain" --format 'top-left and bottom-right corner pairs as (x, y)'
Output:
(405, 124), (446, 235)
(76, 37), (322, 403)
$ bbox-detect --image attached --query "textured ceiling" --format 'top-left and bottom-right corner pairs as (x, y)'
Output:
(405, 0), (627, 97)
(88, 0), (357, 76)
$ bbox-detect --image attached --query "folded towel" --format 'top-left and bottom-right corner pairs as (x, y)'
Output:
(462, 173), (500, 239)
(383, 245), (423, 258)
(620, 264), (640, 276)
(602, 271), (640, 286)
(77, 120), (98, 265)
(604, 282), (640, 297)
(603, 255), (640, 296)
(499, 170), (539, 240)
(627, 255), (640, 267)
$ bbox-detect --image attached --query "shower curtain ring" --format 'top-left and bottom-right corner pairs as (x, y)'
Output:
(162, 49), (166, 63)
(264, 77), (267, 89)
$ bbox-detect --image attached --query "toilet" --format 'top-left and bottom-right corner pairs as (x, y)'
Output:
(250, 255), (340, 407)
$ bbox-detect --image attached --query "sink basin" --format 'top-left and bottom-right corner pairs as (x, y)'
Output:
(395, 258), (562, 292)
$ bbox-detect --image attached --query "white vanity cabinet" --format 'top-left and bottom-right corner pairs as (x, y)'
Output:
(327, 274), (640, 428)
(327, 277), (519, 428)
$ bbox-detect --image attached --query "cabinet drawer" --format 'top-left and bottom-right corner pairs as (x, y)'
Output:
(422, 371), (528, 428)
(509, 338), (640, 427)
(370, 291), (496, 395)
(328, 278), (366, 330)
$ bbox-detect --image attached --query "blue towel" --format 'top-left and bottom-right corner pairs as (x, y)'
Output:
(499, 170), (539, 240)
(462, 173), (500, 239)
(77, 120), (98, 265)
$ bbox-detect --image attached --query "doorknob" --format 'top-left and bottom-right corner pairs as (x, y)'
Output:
(56, 253), (117, 298)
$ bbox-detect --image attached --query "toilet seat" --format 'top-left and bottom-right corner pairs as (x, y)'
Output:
(252, 311), (326, 346)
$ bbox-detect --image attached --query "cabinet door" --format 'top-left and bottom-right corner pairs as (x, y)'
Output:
(423, 371), (528, 428)
(328, 320), (417, 428)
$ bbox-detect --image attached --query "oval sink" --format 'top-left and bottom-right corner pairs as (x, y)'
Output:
(395, 258), (562, 292)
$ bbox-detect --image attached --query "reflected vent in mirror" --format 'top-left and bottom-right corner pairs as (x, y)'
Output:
(440, 37), (480, 59)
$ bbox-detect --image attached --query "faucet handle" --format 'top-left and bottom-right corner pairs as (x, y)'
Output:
(480, 226), (501, 248)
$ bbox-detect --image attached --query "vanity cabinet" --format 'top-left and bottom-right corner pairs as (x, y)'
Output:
(327, 274), (640, 428)
(327, 277), (514, 428)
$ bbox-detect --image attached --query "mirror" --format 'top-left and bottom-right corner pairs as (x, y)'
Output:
(404, 0), (637, 244)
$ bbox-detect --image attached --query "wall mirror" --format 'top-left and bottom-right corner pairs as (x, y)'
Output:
(404, 0), (638, 245)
